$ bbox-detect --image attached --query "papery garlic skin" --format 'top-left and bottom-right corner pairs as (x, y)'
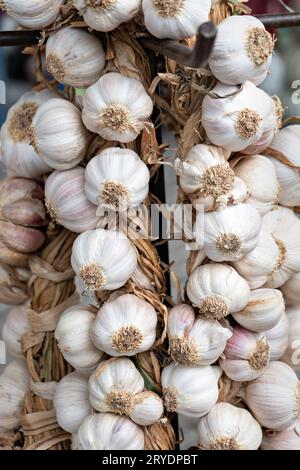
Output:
(282, 307), (300, 371)
(82, 72), (153, 143)
(32, 98), (90, 170)
(142, 0), (211, 40)
(45, 167), (98, 233)
(244, 361), (300, 431)
(202, 81), (276, 152)
(232, 288), (284, 332)
(266, 125), (300, 208)
(161, 362), (221, 418)
(265, 312), (289, 361)
(209, 16), (274, 86)
(74, 0), (141, 32)
(71, 229), (137, 292)
(261, 419), (300, 450)
(91, 294), (157, 356)
(0, 90), (54, 178)
(1, 0), (64, 29)
(85, 148), (150, 210)
(281, 272), (300, 307)
(76, 413), (144, 450)
(187, 264), (250, 320)
(2, 303), (30, 357)
(234, 155), (280, 216)
(198, 402), (262, 450)
(220, 326), (270, 382)
(46, 27), (105, 88)
(54, 372), (91, 433)
(89, 358), (163, 425)
(55, 305), (103, 372)
(0, 358), (30, 432)
(196, 203), (262, 262)
(167, 304), (232, 366)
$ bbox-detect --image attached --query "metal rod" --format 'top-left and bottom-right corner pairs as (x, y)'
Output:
(0, 29), (40, 47)
(257, 12), (300, 28)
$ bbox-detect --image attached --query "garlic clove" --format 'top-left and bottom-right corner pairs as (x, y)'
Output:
(264, 312), (289, 361)
(281, 272), (300, 307)
(167, 304), (195, 338)
(0, 241), (29, 267)
(1, 303), (30, 357)
(1, 0), (64, 29)
(0, 221), (46, 254)
(0, 177), (44, 207)
(198, 402), (262, 450)
(2, 198), (47, 227)
(281, 307), (300, 371)
(130, 391), (164, 426)
(261, 419), (300, 450)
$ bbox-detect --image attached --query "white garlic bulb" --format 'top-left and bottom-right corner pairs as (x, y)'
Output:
(31, 98), (90, 170)
(232, 288), (285, 332)
(82, 72), (153, 143)
(243, 361), (300, 431)
(55, 305), (103, 371)
(91, 294), (157, 356)
(265, 312), (289, 361)
(281, 272), (300, 307)
(209, 15), (274, 86)
(0, 358), (30, 431)
(74, 0), (141, 32)
(45, 167), (98, 233)
(0, 90), (54, 178)
(142, 0), (211, 40)
(76, 413), (144, 450)
(162, 362), (221, 418)
(266, 125), (300, 208)
(187, 263), (250, 320)
(88, 357), (163, 425)
(46, 27), (105, 88)
(71, 229), (137, 292)
(261, 419), (300, 450)
(282, 307), (300, 371)
(202, 81), (276, 152)
(220, 326), (270, 382)
(2, 303), (30, 357)
(54, 372), (91, 433)
(85, 148), (150, 210)
(198, 402), (262, 450)
(1, 0), (64, 29)
(262, 207), (300, 288)
(167, 304), (232, 366)
(196, 203), (262, 262)
(234, 155), (280, 216)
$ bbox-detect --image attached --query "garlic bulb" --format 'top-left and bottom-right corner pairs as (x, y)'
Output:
(76, 413), (144, 450)
(0, 90), (54, 178)
(46, 27), (105, 88)
(85, 148), (150, 209)
(82, 72), (153, 143)
(167, 304), (232, 366)
(281, 272), (300, 307)
(31, 98), (90, 170)
(74, 0), (141, 32)
(243, 361), (300, 431)
(202, 81), (276, 152)
(262, 207), (300, 288)
(88, 358), (163, 425)
(0, 358), (30, 431)
(55, 305), (103, 371)
(267, 125), (300, 208)
(142, 0), (211, 40)
(232, 288), (285, 332)
(282, 308), (300, 371)
(1, 0), (64, 29)
(220, 326), (270, 382)
(2, 303), (30, 357)
(187, 263), (250, 320)
(71, 229), (137, 292)
(91, 294), (157, 356)
(208, 15), (274, 86)
(53, 372), (91, 433)
(161, 362), (221, 418)
(45, 167), (98, 233)
(196, 203), (262, 262)
(198, 402), (262, 450)
(265, 312), (289, 361)
(261, 419), (300, 450)
(234, 155), (280, 216)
